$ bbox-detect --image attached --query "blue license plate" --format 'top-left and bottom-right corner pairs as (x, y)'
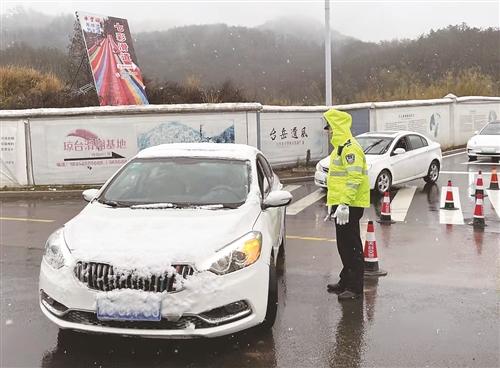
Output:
(96, 299), (161, 322)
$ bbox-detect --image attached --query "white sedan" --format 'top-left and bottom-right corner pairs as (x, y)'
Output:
(467, 120), (500, 162)
(39, 143), (291, 338)
(315, 131), (442, 194)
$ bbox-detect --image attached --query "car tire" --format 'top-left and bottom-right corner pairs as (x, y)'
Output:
(424, 160), (440, 183)
(375, 170), (392, 195)
(468, 156), (477, 162)
(261, 257), (278, 330)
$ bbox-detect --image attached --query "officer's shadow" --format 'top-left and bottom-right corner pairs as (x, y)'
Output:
(328, 278), (379, 368)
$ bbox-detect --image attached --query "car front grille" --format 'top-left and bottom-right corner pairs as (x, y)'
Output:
(74, 262), (194, 293)
(62, 310), (211, 330)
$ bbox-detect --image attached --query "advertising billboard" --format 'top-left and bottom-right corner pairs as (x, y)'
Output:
(76, 11), (149, 106)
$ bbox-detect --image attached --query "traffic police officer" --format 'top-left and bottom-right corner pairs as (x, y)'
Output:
(323, 109), (370, 300)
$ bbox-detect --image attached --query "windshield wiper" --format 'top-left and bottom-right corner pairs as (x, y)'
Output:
(96, 198), (128, 208)
(363, 139), (384, 153)
(130, 203), (180, 209)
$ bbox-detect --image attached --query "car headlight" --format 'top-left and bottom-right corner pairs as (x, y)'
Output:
(43, 228), (67, 269)
(201, 231), (262, 275)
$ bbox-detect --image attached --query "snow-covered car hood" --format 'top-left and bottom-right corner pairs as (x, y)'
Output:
(468, 135), (500, 147)
(63, 198), (261, 269)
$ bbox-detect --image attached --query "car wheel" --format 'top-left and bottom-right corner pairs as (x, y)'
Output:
(424, 160), (440, 183)
(468, 155), (477, 162)
(261, 257), (278, 330)
(375, 170), (392, 195)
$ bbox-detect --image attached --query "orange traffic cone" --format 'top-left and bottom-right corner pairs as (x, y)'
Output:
(472, 170), (488, 198)
(363, 221), (388, 277)
(377, 192), (396, 224)
(441, 180), (459, 210)
(489, 168), (499, 190)
(468, 193), (487, 228)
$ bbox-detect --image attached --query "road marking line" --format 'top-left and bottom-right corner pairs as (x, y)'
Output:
(283, 185), (301, 193)
(461, 161), (500, 166)
(286, 189), (326, 215)
(441, 171), (492, 175)
(286, 235), (335, 242)
(0, 217), (54, 223)
(442, 151), (466, 158)
(439, 187), (464, 225)
(390, 186), (416, 222)
(486, 190), (500, 218)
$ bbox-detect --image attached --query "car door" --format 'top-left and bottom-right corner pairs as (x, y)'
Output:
(389, 135), (413, 182)
(256, 155), (281, 257)
(407, 134), (431, 177)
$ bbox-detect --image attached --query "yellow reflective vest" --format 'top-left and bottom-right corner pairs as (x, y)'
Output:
(324, 109), (370, 208)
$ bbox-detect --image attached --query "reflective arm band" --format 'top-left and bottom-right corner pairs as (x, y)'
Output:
(346, 166), (363, 173)
(329, 171), (347, 177)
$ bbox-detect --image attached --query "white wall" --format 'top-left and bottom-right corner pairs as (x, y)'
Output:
(29, 111), (251, 185)
(0, 119), (28, 186)
(372, 103), (452, 148)
(259, 111), (329, 166)
(453, 100), (500, 145)
(1, 97), (499, 187)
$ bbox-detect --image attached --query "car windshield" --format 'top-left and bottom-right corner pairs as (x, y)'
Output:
(99, 157), (250, 208)
(480, 122), (500, 135)
(356, 136), (394, 155)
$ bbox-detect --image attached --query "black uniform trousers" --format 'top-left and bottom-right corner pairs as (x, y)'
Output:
(332, 205), (364, 293)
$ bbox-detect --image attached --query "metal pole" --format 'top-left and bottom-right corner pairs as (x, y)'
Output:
(324, 0), (332, 106)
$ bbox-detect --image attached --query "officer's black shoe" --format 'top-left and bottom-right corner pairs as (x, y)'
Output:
(327, 283), (346, 294)
(337, 290), (362, 300)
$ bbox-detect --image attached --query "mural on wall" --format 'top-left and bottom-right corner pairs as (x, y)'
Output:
(137, 121), (235, 150)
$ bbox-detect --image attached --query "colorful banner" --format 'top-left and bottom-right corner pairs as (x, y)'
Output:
(76, 11), (148, 106)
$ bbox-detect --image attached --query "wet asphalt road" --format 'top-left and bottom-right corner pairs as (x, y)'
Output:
(1, 151), (499, 368)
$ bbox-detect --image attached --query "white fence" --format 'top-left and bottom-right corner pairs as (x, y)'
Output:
(1, 96), (499, 187)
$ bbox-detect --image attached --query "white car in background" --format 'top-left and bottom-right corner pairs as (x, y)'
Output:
(467, 120), (500, 162)
(39, 143), (291, 338)
(315, 131), (442, 194)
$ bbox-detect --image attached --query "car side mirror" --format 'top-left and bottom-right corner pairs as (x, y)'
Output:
(82, 189), (99, 202)
(393, 148), (406, 155)
(262, 190), (292, 209)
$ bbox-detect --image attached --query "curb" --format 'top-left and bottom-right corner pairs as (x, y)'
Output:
(281, 176), (314, 184)
(442, 147), (466, 156)
(0, 190), (84, 199)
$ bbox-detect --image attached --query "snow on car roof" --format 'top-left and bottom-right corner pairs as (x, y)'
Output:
(136, 143), (259, 160)
(358, 131), (420, 137)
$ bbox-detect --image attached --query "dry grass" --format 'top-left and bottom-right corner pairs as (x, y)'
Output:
(0, 65), (64, 109)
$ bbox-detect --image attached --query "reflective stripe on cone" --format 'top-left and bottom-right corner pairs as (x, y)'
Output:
(363, 221), (388, 277)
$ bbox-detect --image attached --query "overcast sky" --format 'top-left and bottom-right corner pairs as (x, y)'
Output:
(2, 0), (499, 42)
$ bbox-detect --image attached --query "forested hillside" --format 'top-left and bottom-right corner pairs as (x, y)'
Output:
(1, 8), (498, 109)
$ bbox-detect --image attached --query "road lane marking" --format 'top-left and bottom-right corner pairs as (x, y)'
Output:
(390, 186), (416, 222)
(286, 189), (326, 215)
(486, 190), (500, 218)
(283, 185), (301, 193)
(0, 217), (54, 223)
(286, 235), (336, 242)
(442, 151), (466, 158)
(461, 161), (500, 166)
(441, 171), (492, 175)
(439, 186), (464, 225)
